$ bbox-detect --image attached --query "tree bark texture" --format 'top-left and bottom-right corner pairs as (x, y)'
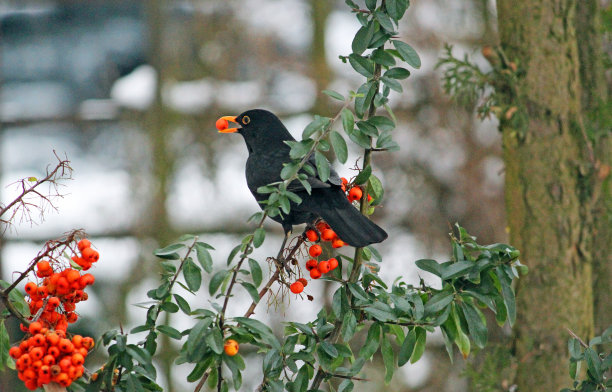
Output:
(496, 0), (607, 389)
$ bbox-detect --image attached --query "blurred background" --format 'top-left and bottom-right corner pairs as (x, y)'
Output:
(0, 0), (508, 390)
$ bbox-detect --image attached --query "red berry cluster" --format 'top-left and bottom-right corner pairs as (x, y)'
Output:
(303, 221), (340, 280)
(10, 321), (94, 389)
(10, 238), (98, 390)
(341, 177), (373, 203)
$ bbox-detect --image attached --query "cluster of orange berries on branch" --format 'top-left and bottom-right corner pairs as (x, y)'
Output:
(10, 322), (94, 390)
(341, 177), (373, 204)
(11, 238), (98, 390)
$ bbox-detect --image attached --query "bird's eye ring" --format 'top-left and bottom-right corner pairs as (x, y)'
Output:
(242, 116), (250, 125)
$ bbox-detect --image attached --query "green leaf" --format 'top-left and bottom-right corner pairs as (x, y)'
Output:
(341, 312), (357, 341)
(354, 165), (372, 185)
(315, 151), (330, 183)
(352, 23), (375, 55)
(338, 379), (354, 392)
(348, 54), (375, 78)
(157, 325), (182, 340)
(195, 243), (213, 273)
(241, 281), (260, 304)
(234, 317), (281, 350)
(371, 48), (396, 66)
(206, 327), (224, 355)
(381, 76), (403, 92)
(384, 67), (411, 79)
(411, 327), (427, 363)
(209, 270), (229, 296)
(320, 341), (338, 357)
(496, 269), (516, 326)
(460, 302), (488, 348)
(568, 338), (582, 360)
(585, 347), (603, 382)
(354, 82), (376, 118)
(375, 10), (395, 33)
(365, 0), (377, 10)
(0, 320), (10, 371)
(392, 40), (421, 69)
(330, 131), (348, 164)
(183, 258), (202, 292)
(415, 259), (441, 277)
(323, 89), (345, 101)
(253, 228), (266, 248)
(359, 323), (381, 360)
(368, 116), (395, 131)
(386, 0), (409, 21)
(364, 306), (396, 322)
(398, 328), (416, 366)
(288, 139), (314, 160)
(248, 258), (263, 287)
(424, 291), (454, 315)
(368, 174), (384, 205)
(154, 243), (185, 260)
(381, 336), (395, 384)
(302, 116), (330, 139)
(281, 162), (300, 180)
(173, 294), (192, 315)
(341, 108), (355, 134)
(441, 261), (474, 280)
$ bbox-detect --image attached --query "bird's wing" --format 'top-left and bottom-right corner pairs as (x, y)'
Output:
(286, 154), (342, 192)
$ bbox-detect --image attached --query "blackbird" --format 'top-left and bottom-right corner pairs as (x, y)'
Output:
(217, 109), (387, 252)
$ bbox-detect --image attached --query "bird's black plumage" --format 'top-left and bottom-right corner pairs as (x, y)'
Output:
(225, 109), (387, 248)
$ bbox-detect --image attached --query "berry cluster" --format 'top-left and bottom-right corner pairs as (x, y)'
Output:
(10, 322), (94, 389)
(10, 238), (98, 390)
(341, 177), (372, 203)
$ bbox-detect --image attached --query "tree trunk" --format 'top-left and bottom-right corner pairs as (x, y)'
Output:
(496, 0), (599, 389)
(574, 0), (612, 335)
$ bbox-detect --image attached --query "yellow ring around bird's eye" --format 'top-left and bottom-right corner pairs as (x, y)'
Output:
(242, 116), (250, 125)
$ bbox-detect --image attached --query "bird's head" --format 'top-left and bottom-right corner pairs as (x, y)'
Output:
(216, 109), (295, 152)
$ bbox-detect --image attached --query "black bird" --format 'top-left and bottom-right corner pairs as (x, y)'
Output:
(217, 109), (387, 254)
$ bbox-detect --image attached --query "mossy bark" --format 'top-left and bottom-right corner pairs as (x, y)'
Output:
(496, 0), (600, 389)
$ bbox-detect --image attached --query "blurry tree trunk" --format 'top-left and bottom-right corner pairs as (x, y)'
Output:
(575, 0), (612, 335)
(310, 0), (333, 115)
(497, 0), (609, 390)
(145, 1), (178, 392)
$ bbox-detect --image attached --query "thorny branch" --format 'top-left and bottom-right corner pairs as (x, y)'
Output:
(0, 151), (72, 232)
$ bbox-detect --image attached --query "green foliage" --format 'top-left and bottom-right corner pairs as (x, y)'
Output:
(562, 326), (612, 392)
(436, 44), (527, 133)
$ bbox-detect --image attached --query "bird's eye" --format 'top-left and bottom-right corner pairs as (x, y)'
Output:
(242, 116), (250, 125)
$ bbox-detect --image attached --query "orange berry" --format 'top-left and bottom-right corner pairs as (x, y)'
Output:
(31, 334), (46, 346)
(66, 312), (79, 323)
(55, 372), (71, 387)
(81, 337), (94, 350)
(42, 354), (55, 366)
(30, 347), (44, 361)
(328, 258), (339, 270)
(36, 260), (51, 272)
(9, 346), (22, 359)
(28, 321), (43, 335)
(317, 260), (331, 274)
(321, 229), (336, 241)
(71, 353), (85, 366)
(348, 186), (363, 202)
(305, 259), (318, 271)
(47, 297), (61, 309)
(216, 118), (229, 131)
(309, 268), (322, 279)
(48, 347), (60, 358)
(77, 239), (91, 252)
(81, 247), (99, 263)
(332, 238), (345, 248)
(224, 339), (239, 356)
(66, 269), (80, 283)
(367, 194), (373, 202)
(305, 229), (319, 242)
(24, 282), (37, 295)
(71, 335), (83, 348)
(316, 222), (330, 232)
(341, 177), (348, 186)
(290, 281), (304, 294)
(297, 278), (308, 287)
(59, 338), (74, 353)
(39, 365), (51, 377)
(309, 244), (322, 257)
(24, 379), (38, 390)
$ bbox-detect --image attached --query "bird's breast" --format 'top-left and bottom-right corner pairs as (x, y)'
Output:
(245, 151), (289, 192)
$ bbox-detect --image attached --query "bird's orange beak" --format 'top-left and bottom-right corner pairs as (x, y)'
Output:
(216, 116), (239, 133)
